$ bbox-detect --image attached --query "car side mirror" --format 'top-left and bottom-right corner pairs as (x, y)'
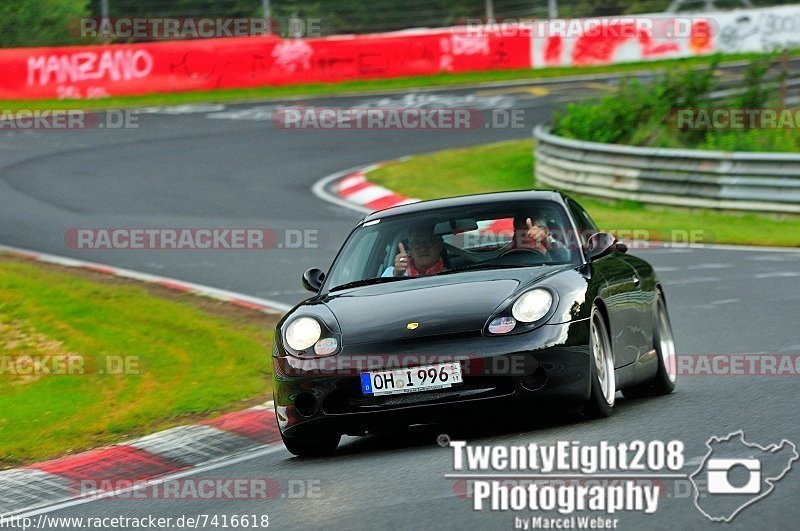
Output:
(302, 268), (325, 292)
(586, 232), (618, 261)
(615, 242), (628, 254)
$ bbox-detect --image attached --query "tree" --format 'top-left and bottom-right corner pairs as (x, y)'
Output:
(0, 0), (90, 47)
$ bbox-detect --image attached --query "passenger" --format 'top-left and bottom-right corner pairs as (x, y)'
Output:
(383, 225), (447, 277)
(509, 214), (569, 261)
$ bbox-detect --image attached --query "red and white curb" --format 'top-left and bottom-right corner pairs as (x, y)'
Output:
(0, 402), (281, 517)
(0, 244), (295, 517)
(330, 163), (421, 212)
(312, 162), (416, 215)
(0, 244), (293, 314)
(313, 163), (512, 233)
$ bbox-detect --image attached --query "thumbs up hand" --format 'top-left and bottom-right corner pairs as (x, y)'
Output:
(393, 242), (410, 276)
(523, 218), (549, 255)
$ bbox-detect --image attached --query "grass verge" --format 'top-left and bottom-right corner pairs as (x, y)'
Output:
(0, 255), (278, 468)
(2, 51), (797, 111)
(367, 140), (800, 248)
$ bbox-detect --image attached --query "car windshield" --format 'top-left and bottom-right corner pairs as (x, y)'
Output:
(326, 200), (580, 291)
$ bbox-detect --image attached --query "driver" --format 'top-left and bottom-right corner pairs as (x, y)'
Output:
(509, 214), (569, 261)
(383, 224), (447, 277)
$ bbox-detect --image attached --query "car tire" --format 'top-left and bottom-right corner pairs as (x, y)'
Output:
(622, 292), (677, 398)
(583, 306), (615, 418)
(281, 432), (341, 457)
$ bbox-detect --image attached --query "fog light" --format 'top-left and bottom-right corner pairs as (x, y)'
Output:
(295, 393), (318, 417)
(488, 316), (516, 334)
(314, 337), (338, 355)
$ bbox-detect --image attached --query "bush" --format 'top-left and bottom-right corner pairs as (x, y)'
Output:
(0, 0), (90, 47)
(553, 55), (800, 153)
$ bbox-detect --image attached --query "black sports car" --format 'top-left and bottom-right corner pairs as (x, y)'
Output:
(273, 191), (677, 456)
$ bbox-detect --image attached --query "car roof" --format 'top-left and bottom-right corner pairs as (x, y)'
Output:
(362, 190), (567, 222)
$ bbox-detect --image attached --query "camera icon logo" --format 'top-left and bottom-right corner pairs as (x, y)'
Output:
(690, 430), (798, 522)
(706, 458), (761, 494)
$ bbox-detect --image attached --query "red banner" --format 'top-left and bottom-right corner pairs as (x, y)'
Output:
(8, 6), (800, 101)
(0, 28), (531, 100)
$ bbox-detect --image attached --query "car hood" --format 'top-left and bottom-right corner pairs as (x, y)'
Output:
(323, 266), (568, 343)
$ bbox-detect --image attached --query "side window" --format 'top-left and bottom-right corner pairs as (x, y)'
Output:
(567, 199), (599, 247)
(325, 230), (379, 287)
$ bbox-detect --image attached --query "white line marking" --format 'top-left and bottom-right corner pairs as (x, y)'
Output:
(669, 243), (800, 253)
(747, 255), (796, 261)
(686, 263), (732, 270)
(643, 248), (694, 254)
(664, 276), (721, 286)
(754, 271), (800, 279)
(0, 244), (293, 313)
(312, 166), (376, 215)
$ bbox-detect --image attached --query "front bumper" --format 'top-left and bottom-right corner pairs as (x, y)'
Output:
(273, 319), (590, 438)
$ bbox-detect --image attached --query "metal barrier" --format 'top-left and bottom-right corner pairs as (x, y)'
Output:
(533, 124), (800, 214)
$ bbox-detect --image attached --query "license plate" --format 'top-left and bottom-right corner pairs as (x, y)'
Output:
(360, 362), (463, 396)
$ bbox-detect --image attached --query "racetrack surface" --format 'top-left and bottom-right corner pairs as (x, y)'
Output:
(2, 69), (799, 529)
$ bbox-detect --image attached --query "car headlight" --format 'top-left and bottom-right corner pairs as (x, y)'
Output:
(285, 317), (322, 351)
(511, 289), (553, 323)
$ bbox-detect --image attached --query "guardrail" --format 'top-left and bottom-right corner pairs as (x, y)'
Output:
(533, 124), (800, 214)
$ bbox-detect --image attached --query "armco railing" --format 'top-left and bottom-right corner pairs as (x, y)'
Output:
(534, 124), (800, 214)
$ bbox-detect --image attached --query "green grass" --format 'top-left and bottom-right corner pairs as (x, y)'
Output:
(367, 140), (800, 248)
(0, 256), (277, 468)
(2, 51), (796, 111)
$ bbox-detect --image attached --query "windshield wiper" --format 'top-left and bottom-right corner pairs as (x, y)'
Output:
(329, 276), (409, 292)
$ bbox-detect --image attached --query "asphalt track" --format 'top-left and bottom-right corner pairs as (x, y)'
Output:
(1, 67), (799, 529)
